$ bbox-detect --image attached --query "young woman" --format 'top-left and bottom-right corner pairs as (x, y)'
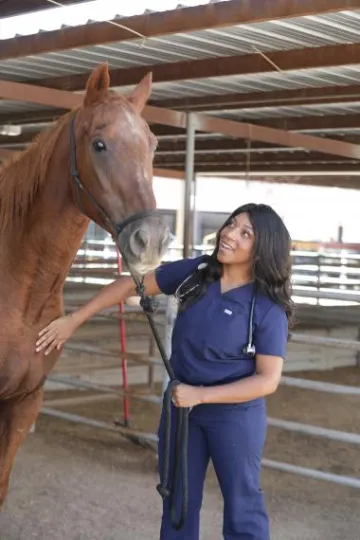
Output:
(36, 203), (294, 540)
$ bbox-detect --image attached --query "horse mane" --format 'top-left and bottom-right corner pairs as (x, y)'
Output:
(0, 110), (74, 232)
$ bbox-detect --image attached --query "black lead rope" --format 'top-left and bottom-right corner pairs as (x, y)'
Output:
(135, 279), (189, 532)
(69, 116), (189, 531)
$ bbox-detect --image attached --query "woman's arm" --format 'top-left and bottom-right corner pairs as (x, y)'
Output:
(36, 254), (207, 355)
(171, 355), (283, 407)
(65, 271), (161, 328)
(202, 354), (282, 403)
(35, 271), (160, 355)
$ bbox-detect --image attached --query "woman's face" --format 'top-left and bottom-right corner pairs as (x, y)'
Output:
(217, 212), (255, 267)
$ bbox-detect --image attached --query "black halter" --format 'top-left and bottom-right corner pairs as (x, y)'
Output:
(69, 116), (189, 531)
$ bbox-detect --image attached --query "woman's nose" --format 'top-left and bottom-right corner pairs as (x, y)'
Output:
(224, 229), (237, 242)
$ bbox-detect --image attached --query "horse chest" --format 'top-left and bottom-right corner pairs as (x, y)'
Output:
(0, 342), (48, 399)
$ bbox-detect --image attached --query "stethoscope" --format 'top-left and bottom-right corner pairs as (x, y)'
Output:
(242, 287), (256, 358)
(175, 267), (257, 359)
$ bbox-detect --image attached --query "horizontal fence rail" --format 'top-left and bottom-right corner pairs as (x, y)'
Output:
(70, 238), (360, 306)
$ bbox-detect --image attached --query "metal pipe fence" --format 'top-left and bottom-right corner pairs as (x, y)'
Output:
(39, 238), (360, 490)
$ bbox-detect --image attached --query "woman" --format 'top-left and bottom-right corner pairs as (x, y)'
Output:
(36, 203), (294, 540)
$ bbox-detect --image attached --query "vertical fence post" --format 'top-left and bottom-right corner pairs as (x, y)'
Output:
(183, 112), (196, 258)
(316, 253), (321, 306)
(116, 249), (130, 427)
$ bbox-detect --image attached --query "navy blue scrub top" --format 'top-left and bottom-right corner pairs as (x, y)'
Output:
(155, 255), (289, 387)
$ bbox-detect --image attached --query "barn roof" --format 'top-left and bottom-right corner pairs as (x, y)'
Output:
(1, 0), (360, 189)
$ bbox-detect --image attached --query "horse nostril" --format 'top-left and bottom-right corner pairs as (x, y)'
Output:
(135, 229), (149, 249)
(129, 228), (149, 257)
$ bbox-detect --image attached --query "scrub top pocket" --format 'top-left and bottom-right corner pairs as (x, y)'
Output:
(202, 300), (253, 361)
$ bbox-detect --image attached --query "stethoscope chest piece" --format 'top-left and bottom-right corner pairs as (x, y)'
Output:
(242, 288), (257, 358)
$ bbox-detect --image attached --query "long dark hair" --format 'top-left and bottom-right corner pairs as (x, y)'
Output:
(177, 203), (295, 327)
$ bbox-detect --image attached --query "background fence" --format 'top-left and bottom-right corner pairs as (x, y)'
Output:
(38, 234), (360, 490)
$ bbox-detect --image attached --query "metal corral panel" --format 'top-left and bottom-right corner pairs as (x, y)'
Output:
(286, 325), (359, 372)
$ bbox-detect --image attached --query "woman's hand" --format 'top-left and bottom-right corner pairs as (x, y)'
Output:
(171, 384), (204, 408)
(35, 315), (78, 356)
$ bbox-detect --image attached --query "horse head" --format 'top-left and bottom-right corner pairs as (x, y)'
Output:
(70, 62), (170, 275)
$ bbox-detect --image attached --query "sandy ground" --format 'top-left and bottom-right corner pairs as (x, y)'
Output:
(1, 312), (360, 540)
(1, 411), (359, 540)
(1, 366), (360, 540)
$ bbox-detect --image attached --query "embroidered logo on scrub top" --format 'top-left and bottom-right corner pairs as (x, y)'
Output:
(224, 309), (233, 316)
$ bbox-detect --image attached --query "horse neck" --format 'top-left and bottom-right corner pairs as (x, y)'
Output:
(0, 120), (90, 323)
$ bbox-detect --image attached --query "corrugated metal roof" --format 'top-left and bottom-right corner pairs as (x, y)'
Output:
(2, 66), (360, 118)
(111, 66), (360, 101)
(2, 2), (360, 45)
(0, 2), (360, 164)
(1, 10), (360, 83)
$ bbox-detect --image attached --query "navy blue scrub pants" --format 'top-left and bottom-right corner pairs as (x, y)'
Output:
(157, 400), (269, 540)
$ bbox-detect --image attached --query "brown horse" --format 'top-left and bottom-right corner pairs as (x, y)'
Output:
(0, 62), (169, 509)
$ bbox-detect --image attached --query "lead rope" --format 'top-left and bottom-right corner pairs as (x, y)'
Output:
(134, 277), (189, 532)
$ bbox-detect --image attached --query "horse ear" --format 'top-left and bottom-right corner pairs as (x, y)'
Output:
(127, 72), (152, 113)
(83, 63), (110, 107)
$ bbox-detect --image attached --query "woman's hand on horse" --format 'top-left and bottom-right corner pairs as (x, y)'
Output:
(171, 383), (205, 408)
(35, 315), (77, 355)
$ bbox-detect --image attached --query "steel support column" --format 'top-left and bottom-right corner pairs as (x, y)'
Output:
(183, 113), (196, 258)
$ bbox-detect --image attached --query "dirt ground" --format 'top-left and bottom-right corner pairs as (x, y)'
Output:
(1, 315), (360, 539)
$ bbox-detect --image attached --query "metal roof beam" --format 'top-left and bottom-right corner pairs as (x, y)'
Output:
(144, 105), (360, 159)
(156, 138), (360, 154)
(166, 162), (360, 174)
(0, 132), (38, 146)
(153, 84), (360, 112)
(155, 114), (360, 138)
(2, 77), (360, 136)
(251, 113), (360, 132)
(0, 108), (68, 126)
(1, 79), (360, 160)
(0, 80), (81, 109)
(191, 114), (360, 160)
(153, 167), (184, 179)
(197, 173), (360, 190)
(154, 151), (360, 165)
(36, 42), (360, 91)
(157, 140), (305, 154)
(1, 0), (359, 60)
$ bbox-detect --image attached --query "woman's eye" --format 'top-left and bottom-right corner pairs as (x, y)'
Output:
(92, 139), (107, 152)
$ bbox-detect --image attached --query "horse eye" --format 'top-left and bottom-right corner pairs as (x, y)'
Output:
(92, 139), (107, 152)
